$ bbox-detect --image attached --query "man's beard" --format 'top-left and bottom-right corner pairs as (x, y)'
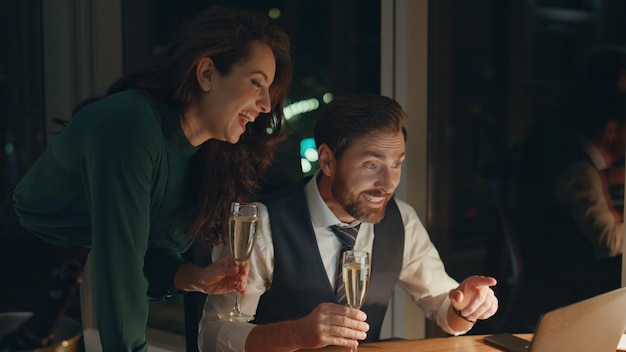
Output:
(331, 176), (391, 223)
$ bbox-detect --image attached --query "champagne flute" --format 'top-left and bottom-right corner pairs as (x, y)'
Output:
(342, 250), (371, 352)
(218, 202), (259, 322)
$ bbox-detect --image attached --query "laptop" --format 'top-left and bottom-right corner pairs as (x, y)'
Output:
(484, 286), (626, 352)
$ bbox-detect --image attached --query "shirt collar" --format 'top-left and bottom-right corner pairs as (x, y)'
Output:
(304, 171), (362, 230)
(582, 139), (608, 170)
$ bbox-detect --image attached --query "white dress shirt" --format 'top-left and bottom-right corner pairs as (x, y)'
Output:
(556, 140), (624, 257)
(198, 176), (463, 352)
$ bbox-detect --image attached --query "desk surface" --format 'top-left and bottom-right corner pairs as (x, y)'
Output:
(302, 333), (626, 351)
(302, 334), (532, 352)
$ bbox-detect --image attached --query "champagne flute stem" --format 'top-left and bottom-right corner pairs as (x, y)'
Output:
(350, 318), (358, 352)
(234, 291), (243, 314)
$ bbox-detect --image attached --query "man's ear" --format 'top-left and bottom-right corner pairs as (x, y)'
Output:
(196, 57), (214, 92)
(605, 120), (622, 141)
(317, 144), (336, 177)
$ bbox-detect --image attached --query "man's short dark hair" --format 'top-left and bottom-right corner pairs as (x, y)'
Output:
(313, 93), (408, 159)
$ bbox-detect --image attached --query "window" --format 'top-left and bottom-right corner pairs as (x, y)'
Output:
(428, 0), (626, 334)
(0, 1), (45, 197)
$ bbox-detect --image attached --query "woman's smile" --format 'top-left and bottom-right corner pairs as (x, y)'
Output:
(238, 110), (257, 131)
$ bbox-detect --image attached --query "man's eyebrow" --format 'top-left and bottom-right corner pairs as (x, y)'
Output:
(359, 149), (406, 159)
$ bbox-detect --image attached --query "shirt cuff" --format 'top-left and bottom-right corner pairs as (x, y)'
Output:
(144, 247), (187, 301)
(438, 298), (472, 336)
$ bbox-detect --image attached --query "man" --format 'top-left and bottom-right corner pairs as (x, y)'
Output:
(552, 84), (626, 296)
(199, 93), (498, 352)
(509, 47), (626, 326)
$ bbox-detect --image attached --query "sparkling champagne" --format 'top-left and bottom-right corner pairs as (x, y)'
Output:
(229, 215), (258, 266)
(342, 262), (371, 308)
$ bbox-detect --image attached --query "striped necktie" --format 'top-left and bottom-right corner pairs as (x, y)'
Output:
(330, 224), (361, 304)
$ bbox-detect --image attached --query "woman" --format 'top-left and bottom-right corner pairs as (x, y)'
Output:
(0, 6), (292, 351)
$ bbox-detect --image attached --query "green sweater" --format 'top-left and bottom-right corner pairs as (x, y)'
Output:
(12, 89), (200, 351)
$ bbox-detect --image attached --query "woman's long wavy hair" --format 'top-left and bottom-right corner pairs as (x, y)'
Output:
(74, 6), (292, 245)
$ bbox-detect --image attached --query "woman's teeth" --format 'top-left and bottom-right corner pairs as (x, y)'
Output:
(241, 112), (255, 122)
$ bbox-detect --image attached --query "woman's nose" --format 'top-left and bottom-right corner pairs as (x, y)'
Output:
(258, 90), (271, 113)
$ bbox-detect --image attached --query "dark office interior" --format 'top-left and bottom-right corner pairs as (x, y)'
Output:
(1, 0), (625, 349)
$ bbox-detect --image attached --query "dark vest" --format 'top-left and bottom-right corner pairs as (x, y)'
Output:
(252, 179), (405, 341)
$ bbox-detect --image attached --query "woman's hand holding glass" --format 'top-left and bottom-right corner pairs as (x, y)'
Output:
(173, 255), (248, 295)
(201, 255), (249, 294)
